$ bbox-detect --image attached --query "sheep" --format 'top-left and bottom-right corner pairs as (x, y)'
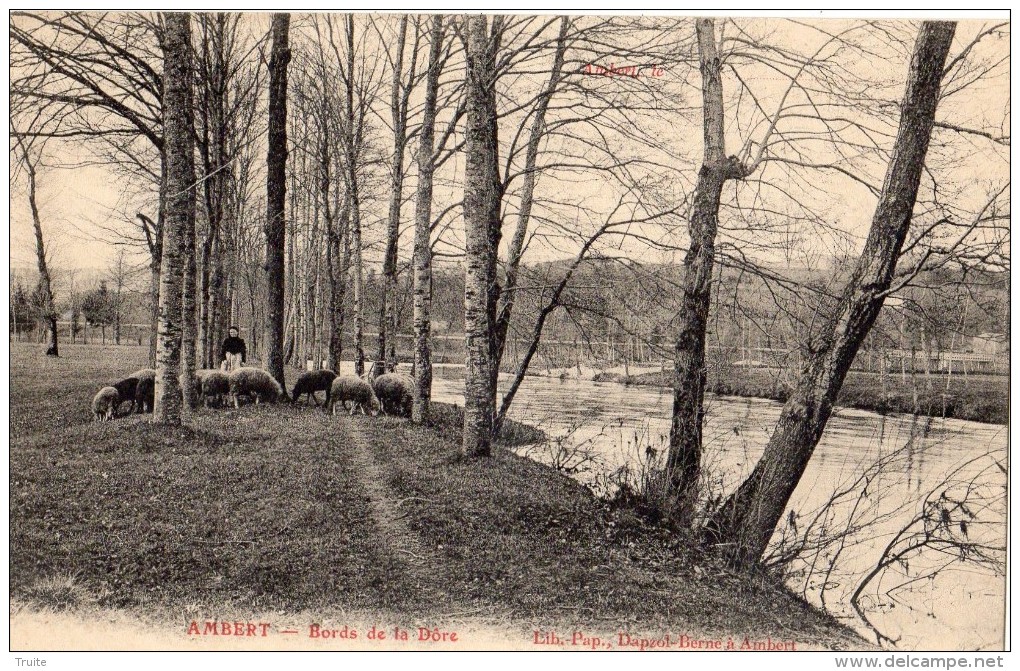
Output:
(127, 368), (157, 414)
(372, 373), (415, 417)
(92, 386), (120, 422)
(109, 376), (138, 415)
(228, 367), (284, 407)
(291, 370), (337, 406)
(328, 374), (380, 416)
(198, 369), (230, 407)
(135, 376), (155, 414)
(130, 368), (156, 382)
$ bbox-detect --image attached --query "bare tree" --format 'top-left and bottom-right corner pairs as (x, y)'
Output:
(194, 13), (265, 369)
(706, 21), (958, 567)
(343, 14), (368, 377)
(108, 248), (133, 345)
(11, 11), (166, 366)
(411, 14), (445, 424)
(153, 11), (196, 424)
(378, 15), (422, 370)
(461, 14), (503, 456)
(264, 12), (291, 393)
(660, 19), (752, 515)
(10, 136), (59, 356)
(488, 16), (570, 402)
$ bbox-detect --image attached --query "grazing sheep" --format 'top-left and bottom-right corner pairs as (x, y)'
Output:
(292, 370), (337, 406)
(110, 376), (139, 415)
(130, 368), (157, 383)
(199, 370), (230, 407)
(228, 367), (284, 407)
(129, 368), (156, 413)
(329, 374), (380, 416)
(372, 373), (415, 417)
(135, 376), (155, 414)
(92, 386), (120, 422)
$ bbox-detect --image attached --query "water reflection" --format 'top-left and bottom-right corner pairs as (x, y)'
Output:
(430, 373), (1006, 650)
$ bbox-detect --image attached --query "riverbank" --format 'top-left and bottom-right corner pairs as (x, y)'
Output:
(429, 362), (1006, 425)
(10, 344), (867, 650)
(590, 367), (1007, 425)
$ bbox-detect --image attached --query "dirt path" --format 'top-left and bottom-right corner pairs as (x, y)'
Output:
(334, 414), (451, 609)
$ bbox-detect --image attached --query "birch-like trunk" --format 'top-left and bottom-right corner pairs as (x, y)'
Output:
(345, 15), (366, 376)
(462, 14), (502, 456)
(411, 14), (443, 424)
(138, 169), (165, 369)
(328, 206), (351, 371)
(153, 11), (196, 424)
(381, 15), (410, 370)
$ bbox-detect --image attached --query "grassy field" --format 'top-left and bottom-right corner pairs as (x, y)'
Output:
(10, 343), (867, 650)
(598, 367), (1008, 425)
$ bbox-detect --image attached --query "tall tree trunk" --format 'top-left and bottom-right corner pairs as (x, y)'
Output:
(328, 205), (351, 371)
(113, 275), (122, 346)
(198, 13), (228, 370)
(319, 108), (347, 371)
(295, 126), (310, 367)
(264, 12), (291, 393)
(148, 256), (159, 364)
(490, 16), (569, 395)
(381, 15), (411, 371)
(462, 14), (502, 456)
(19, 144), (58, 356)
(663, 19), (748, 519)
(305, 183), (320, 368)
(345, 15), (366, 376)
(208, 250), (224, 363)
(411, 14), (443, 424)
(284, 148), (298, 367)
(706, 21), (956, 567)
(485, 16), (506, 430)
(153, 11), (196, 424)
(199, 234), (216, 367)
(350, 188), (365, 375)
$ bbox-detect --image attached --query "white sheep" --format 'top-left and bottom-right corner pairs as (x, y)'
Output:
(329, 374), (381, 416)
(198, 369), (231, 407)
(92, 386), (120, 422)
(228, 367), (284, 407)
(372, 373), (415, 417)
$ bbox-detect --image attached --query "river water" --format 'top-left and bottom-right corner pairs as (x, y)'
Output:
(429, 373), (1007, 651)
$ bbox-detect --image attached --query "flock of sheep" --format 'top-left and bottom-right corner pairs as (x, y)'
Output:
(90, 365), (415, 422)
